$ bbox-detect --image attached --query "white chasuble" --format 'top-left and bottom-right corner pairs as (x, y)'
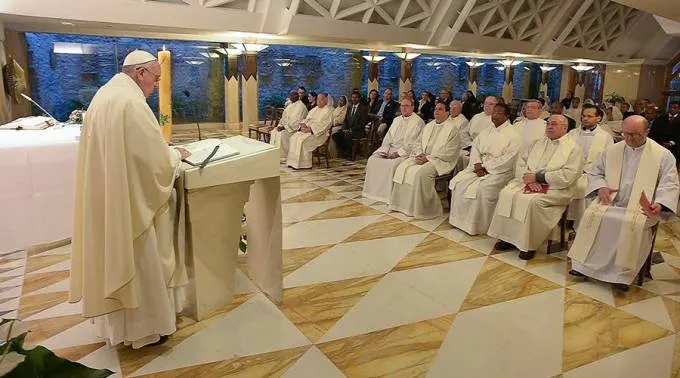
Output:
(460, 112), (491, 149)
(568, 139), (679, 284)
(390, 118), (461, 219)
(70, 73), (187, 348)
(270, 100), (308, 158)
(362, 115), (424, 203)
(487, 135), (583, 251)
(286, 105), (333, 169)
(448, 121), (521, 235)
(514, 117), (547, 148)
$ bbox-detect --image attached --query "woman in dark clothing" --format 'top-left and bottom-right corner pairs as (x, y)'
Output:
(407, 89), (419, 111)
(367, 89), (381, 114)
(417, 91), (434, 122)
(462, 90), (478, 120)
(307, 92), (318, 110)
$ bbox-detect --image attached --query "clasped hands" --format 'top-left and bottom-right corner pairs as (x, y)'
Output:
(378, 151), (400, 159)
(597, 187), (661, 218)
(522, 172), (542, 193)
(299, 123), (312, 133)
(413, 154), (429, 165)
(473, 163), (488, 177)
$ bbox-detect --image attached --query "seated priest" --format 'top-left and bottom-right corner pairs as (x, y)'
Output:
(514, 99), (547, 148)
(449, 103), (522, 235)
(332, 91), (369, 159)
(362, 97), (424, 203)
(449, 99), (471, 172)
(566, 104), (614, 228)
(459, 95), (497, 150)
(270, 90), (309, 159)
(489, 115), (584, 260)
(568, 115), (680, 291)
(286, 92), (333, 169)
(390, 101), (461, 219)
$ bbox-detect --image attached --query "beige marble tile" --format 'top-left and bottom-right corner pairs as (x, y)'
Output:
(23, 314), (86, 346)
(318, 315), (454, 377)
(280, 245), (335, 277)
(138, 346), (309, 378)
(53, 342), (106, 362)
(18, 291), (69, 320)
(392, 234), (484, 271)
(562, 289), (671, 372)
(283, 188), (344, 203)
(307, 200), (382, 221)
(433, 220), (453, 232)
(655, 237), (680, 257)
(612, 285), (658, 307)
(673, 334), (680, 378)
(22, 270), (70, 295)
(279, 275), (383, 342)
(280, 180), (319, 189)
(460, 258), (560, 311)
(663, 297), (680, 331)
(343, 215), (428, 243)
(25, 255), (70, 274)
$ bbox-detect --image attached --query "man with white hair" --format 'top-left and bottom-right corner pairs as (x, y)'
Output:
(568, 115), (679, 291)
(363, 97), (424, 203)
(489, 115), (584, 260)
(70, 50), (191, 348)
(270, 90), (308, 159)
(287, 92), (333, 169)
(514, 99), (547, 147)
(459, 95), (497, 149)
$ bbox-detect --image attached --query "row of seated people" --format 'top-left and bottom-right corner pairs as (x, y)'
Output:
(361, 97), (680, 292)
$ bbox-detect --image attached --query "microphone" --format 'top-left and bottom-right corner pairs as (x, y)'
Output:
(183, 90), (202, 141)
(20, 93), (58, 122)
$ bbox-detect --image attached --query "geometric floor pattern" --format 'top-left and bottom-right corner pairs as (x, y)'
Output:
(3, 158), (680, 377)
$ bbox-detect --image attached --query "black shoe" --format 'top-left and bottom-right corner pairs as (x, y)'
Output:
(568, 270), (586, 278)
(494, 241), (515, 251)
(612, 283), (630, 292)
(145, 335), (169, 347)
(518, 250), (536, 260)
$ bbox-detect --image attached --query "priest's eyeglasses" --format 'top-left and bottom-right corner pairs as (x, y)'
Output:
(137, 67), (161, 83)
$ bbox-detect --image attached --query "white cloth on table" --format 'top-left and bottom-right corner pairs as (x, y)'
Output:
(286, 105), (333, 169)
(449, 121), (521, 235)
(362, 114), (424, 203)
(270, 100), (308, 159)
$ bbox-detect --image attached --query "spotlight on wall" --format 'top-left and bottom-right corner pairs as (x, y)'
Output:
(362, 55), (386, 63)
(571, 63), (594, 72)
(185, 60), (205, 65)
(465, 61), (484, 68)
(394, 52), (420, 60)
(539, 65), (556, 72)
(498, 59), (522, 67)
(229, 43), (268, 54)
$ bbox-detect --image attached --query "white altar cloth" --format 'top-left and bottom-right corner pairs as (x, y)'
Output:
(0, 125), (80, 253)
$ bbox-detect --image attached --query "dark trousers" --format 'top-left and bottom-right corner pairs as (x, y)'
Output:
(333, 130), (354, 158)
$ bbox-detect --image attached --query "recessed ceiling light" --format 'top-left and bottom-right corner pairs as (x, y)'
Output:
(60, 21), (75, 26)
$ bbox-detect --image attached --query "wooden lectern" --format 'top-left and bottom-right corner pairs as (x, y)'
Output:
(182, 136), (282, 321)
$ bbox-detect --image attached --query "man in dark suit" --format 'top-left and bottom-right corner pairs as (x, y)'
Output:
(376, 88), (399, 137)
(649, 101), (680, 159)
(333, 91), (369, 159)
(546, 101), (576, 131)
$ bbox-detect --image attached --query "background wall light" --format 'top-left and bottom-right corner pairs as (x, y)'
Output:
(539, 65), (556, 72)
(498, 59), (522, 67)
(571, 63), (594, 72)
(465, 61), (484, 67)
(394, 52), (421, 60)
(362, 55), (386, 63)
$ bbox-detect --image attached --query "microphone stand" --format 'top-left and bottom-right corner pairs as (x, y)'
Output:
(183, 90), (202, 141)
(20, 93), (58, 123)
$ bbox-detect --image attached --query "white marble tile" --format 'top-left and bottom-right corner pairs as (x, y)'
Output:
(651, 262), (680, 280)
(569, 281), (616, 306)
(0, 286), (22, 300)
(0, 259), (25, 270)
(667, 294), (680, 302)
(0, 298), (20, 312)
(427, 289), (565, 378)
(319, 257), (486, 343)
(661, 252), (680, 269)
(40, 319), (99, 350)
(388, 211), (414, 223)
(619, 296), (676, 331)
(325, 186), (350, 193)
(31, 259), (71, 275)
(282, 346), (345, 378)
(131, 294), (310, 376)
(460, 237), (498, 255)
(339, 191), (362, 199)
(435, 228), (473, 243)
(282, 200), (347, 223)
(281, 188), (316, 201)
(563, 334), (675, 378)
(0, 251), (26, 260)
(528, 261), (568, 287)
(78, 344), (122, 375)
(368, 203), (390, 213)
(313, 180), (340, 187)
(353, 197), (376, 207)
(411, 216), (448, 232)
(283, 215), (383, 250)
(234, 269), (258, 295)
(24, 300), (82, 321)
(0, 266), (25, 279)
(28, 279), (70, 296)
(1, 310), (17, 319)
(641, 280), (680, 295)
(0, 276), (24, 289)
(284, 233), (428, 288)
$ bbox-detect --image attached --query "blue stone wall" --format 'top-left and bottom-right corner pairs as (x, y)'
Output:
(412, 55), (468, 99)
(361, 53), (401, 95)
(25, 33), (225, 123)
(476, 63), (505, 97)
(547, 66), (562, 103)
(513, 65), (532, 99)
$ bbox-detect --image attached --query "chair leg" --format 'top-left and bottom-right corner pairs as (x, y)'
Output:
(560, 215), (567, 250)
(446, 188), (452, 210)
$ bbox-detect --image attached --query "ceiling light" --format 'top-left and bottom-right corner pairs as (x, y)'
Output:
(60, 21), (75, 26)
(498, 59), (522, 67)
(539, 65), (556, 72)
(571, 63), (594, 72)
(465, 61), (484, 67)
(362, 55), (386, 63)
(394, 52), (420, 60)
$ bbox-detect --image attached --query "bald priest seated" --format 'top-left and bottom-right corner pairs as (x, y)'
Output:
(568, 115), (680, 292)
(488, 115), (584, 260)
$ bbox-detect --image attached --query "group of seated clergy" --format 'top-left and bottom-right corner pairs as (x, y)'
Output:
(361, 97), (680, 292)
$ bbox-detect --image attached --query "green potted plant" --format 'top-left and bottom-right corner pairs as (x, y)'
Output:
(604, 92), (626, 105)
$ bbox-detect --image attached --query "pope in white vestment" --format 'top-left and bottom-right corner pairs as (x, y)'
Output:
(449, 104), (522, 235)
(390, 102), (461, 219)
(489, 115), (584, 260)
(270, 91), (308, 159)
(287, 93), (333, 169)
(70, 51), (189, 349)
(568, 116), (680, 288)
(514, 100), (547, 148)
(362, 98), (424, 203)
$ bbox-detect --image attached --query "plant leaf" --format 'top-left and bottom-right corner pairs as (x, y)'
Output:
(3, 345), (113, 378)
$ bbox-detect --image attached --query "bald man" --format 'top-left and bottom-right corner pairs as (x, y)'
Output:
(568, 115), (680, 291)
(270, 90), (308, 159)
(71, 50), (190, 348)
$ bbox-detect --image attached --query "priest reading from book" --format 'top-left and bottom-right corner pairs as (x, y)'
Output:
(568, 115), (680, 292)
(70, 50), (191, 349)
(389, 101), (461, 219)
(488, 115), (584, 260)
(565, 104), (614, 229)
(270, 90), (308, 159)
(362, 97), (424, 203)
(448, 103), (522, 235)
(286, 92), (333, 169)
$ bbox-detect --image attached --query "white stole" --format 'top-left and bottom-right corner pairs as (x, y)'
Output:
(569, 140), (663, 269)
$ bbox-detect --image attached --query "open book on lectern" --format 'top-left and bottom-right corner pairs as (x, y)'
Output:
(181, 138), (240, 168)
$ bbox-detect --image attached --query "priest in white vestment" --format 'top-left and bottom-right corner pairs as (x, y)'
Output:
(287, 93), (333, 169)
(270, 90), (308, 159)
(449, 104), (522, 235)
(489, 115), (584, 260)
(459, 95), (497, 149)
(568, 116), (680, 290)
(514, 99), (547, 147)
(70, 50), (190, 349)
(565, 97), (582, 127)
(566, 105), (614, 227)
(362, 98), (424, 203)
(390, 101), (461, 219)
(449, 100), (471, 172)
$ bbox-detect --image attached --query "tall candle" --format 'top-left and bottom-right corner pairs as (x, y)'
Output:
(158, 48), (172, 142)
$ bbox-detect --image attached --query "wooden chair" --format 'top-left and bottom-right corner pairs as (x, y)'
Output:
(247, 106), (274, 139)
(636, 223), (659, 286)
(258, 107), (284, 143)
(313, 133), (332, 168)
(351, 115), (381, 161)
(547, 209), (569, 254)
(434, 172), (455, 209)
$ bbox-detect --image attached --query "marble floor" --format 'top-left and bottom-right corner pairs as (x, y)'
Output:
(3, 158), (680, 377)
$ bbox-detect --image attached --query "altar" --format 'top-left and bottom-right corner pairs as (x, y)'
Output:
(0, 125), (81, 253)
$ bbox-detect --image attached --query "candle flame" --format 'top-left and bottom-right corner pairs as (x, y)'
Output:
(162, 45), (166, 51)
